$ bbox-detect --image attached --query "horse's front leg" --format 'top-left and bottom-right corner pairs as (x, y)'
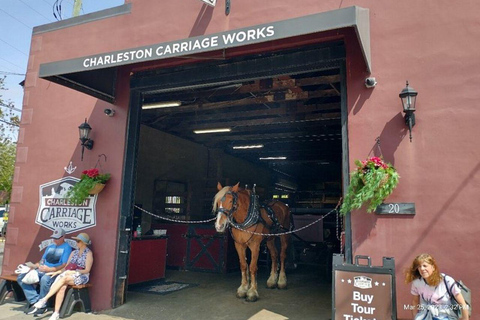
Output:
(266, 237), (279, 288)
(246, 242), (260, 302)
(277, 234), (289, 289)
(235, 242), (249, 299)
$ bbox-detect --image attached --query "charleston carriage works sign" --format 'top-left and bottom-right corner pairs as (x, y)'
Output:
(38, 6), (371, 77)
(35, 176), (97, 233)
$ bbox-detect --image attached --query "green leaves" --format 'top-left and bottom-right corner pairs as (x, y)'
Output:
(0, 77), (19, 204)
(64, 177), (103, 205)
(340, 160), (400, 215)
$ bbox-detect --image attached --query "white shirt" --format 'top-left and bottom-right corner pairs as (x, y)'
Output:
(411, 274), (460, 315)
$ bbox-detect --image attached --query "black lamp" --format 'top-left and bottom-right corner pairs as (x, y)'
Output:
(79, 118), (94, 161)
(399, 81), (418, 142)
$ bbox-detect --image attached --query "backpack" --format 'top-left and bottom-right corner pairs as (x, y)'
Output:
(443, 274), (472, 318)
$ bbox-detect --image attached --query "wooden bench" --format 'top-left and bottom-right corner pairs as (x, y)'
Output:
(0, 274), (92, 318)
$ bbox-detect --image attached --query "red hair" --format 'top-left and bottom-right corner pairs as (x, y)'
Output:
(405, 253), (442, 286)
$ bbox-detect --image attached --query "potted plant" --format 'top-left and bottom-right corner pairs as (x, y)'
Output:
(65, 168), (111, 205)
(340, 156), (399, 215)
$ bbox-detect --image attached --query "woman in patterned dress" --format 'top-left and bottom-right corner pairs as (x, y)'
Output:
(33, 232), (94, 320)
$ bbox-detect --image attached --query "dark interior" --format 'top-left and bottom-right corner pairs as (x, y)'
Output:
(140, 68), (343, 197)
(133, 44), (345, 271)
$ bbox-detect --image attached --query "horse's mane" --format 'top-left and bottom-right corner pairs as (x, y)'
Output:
(212, 185), (249, 212)
(212, 186), (230, 212)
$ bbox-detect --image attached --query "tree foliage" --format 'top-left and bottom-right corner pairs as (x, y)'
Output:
(0, 76), (19, 204)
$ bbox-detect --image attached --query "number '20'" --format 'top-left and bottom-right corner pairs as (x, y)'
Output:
(388, 204), (400, 213)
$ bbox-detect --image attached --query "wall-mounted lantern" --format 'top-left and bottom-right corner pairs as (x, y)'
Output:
(79, 118), (94, 161)
(399, 81), (418, 142)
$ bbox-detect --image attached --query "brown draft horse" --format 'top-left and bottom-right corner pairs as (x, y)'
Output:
(213, 182), (291, 302)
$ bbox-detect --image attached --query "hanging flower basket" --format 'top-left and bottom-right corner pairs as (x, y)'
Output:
(89, 183), (106, 195)
(65, 168), (111, 205)
(340, 157), (399, 215)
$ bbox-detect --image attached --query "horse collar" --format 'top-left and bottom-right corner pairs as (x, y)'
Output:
(230, 193), (261, 229)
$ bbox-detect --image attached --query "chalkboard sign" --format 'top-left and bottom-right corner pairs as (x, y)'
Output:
(375, 203), (415, 215)
(333, 254), (397, 320)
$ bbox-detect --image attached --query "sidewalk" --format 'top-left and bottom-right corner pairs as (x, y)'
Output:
(0, 240), (330, 320)
(0, 303), (129, 320)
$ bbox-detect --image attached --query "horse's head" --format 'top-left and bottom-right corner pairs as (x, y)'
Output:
(213, 182), (240, 233)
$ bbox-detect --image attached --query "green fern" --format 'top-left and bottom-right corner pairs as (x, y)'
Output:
(340, 158), (399, 215)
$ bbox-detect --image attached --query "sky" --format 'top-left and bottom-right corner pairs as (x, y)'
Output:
(0, 0), (125, 136)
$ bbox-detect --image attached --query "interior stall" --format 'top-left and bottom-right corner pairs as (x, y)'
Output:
(126, 44), (344, 285)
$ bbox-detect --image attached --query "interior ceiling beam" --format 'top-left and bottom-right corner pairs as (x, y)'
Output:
(193, 129), (341, 142)
(231, 74), (341, 94)
(169, 113), (341, 132)
(144, 74), (341, 103)
(146, 102), (340, 123)
(144, 88), (340, 114)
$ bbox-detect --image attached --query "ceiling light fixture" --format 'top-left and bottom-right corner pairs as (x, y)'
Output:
(142, 101), (182, 109)
(194, 128), (231, 134)
(259, 157), (287, 160)
(233, 144), (264, 149)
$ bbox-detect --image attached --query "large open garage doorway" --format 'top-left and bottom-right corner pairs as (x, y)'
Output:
(121, 42), (348, 318)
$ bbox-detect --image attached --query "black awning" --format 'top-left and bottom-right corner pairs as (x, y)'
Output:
(38, 6), (370, 103)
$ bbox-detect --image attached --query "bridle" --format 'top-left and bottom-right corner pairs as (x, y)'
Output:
(216, 190), (238, 220)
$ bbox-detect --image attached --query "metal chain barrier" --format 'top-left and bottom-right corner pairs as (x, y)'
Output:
(134, 205), (216, 224)
(134, 199), (343, 237)
(230, 208), (337, 237)
(336, 208), (344, 254)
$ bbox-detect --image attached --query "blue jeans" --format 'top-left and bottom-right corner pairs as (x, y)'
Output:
(17, 271), (56, 304)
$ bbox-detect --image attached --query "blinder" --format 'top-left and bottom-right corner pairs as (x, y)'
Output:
(217, 190), (238, 219)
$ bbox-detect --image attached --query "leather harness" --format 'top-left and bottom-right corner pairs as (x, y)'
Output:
(218, 190), (284, 233)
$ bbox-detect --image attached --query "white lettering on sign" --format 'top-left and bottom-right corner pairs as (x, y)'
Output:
(35, 176), (97, 234)
(342, 315), (377, 320)
(352, 291), (374, 304)
(350, 303), (376, 314)
(82, 26), (275, 69)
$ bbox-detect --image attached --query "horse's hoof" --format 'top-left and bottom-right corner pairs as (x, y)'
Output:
(266, 282), (277, 289)
(246, 295), (258, 302)
(236, 292), (247, 299)
(277, 280), (287, 289)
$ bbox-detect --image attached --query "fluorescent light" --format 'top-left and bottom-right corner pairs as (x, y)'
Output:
(142, 101), (181, 109)
(193, 128), (231, 134)
(233, 144), (264, 149)
(259, 157), (287, 160)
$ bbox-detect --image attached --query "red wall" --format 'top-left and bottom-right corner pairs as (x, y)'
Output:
(346, 2), (480, 319)
(4, 0), (480, 316)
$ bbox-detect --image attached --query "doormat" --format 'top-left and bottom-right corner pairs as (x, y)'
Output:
(128, 279), (198, 295)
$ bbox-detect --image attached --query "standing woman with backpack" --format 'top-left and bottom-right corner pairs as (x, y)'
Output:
(405, 253), (469, 320)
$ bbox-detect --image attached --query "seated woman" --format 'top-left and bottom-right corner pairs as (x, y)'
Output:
(33, 232), (93, 320)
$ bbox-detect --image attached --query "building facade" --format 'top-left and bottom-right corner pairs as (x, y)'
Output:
(3, 1), (479, 318)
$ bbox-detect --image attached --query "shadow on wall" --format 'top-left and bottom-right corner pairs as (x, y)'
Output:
(189, 5), (214, 38)
(351, 112), (412, 251)
(368, 112), (406, 166)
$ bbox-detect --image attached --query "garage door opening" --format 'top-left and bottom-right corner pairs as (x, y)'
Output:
(125, 43), (347, 316)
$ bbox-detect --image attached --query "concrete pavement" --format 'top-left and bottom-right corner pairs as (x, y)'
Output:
(0, 240), (331, 320)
